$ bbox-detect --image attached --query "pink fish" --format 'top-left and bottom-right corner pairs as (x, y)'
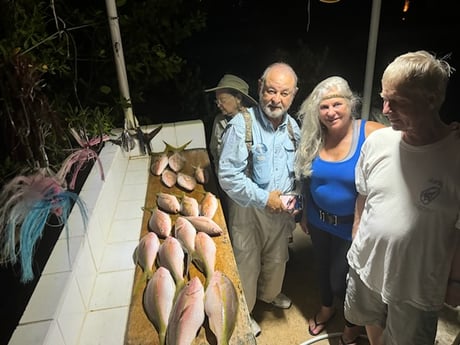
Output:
(132, 232), (160, 280)
(180, 195), (200, 217)
(184, 216), (223, 236)
(161, 169), (177, 188)
(163, 140), (192, 173)
(193, 165), (208, 184)
(157, 236), (186, 292)
(143, 266), (176, 345)
(166, 277), (205, 345)
(204, 271), (239, 345)
(174, 216), (197, 256)
(168, 152), (186, 172)
(151, 153), (169, 176)
(176, 172), (197, 192)
(193, 231), (216, 287)
(146, 207), (172, 238)
(200, 192), (218, 219)
(157, 192), (181, 214)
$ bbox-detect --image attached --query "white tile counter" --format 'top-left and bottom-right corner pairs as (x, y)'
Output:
(8, 120), (207, 345)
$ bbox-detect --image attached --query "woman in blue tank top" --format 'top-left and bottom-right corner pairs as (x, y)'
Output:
(294, 76), (385, 344)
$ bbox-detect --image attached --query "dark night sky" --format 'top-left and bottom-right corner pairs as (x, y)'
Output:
(183, 0), (460, 123)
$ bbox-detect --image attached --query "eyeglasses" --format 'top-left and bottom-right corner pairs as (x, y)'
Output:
(215, 97), (233, 106)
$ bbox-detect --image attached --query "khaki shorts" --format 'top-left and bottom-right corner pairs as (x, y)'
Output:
(344, 269), (438, 345)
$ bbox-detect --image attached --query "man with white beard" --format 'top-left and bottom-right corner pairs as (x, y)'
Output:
(218, 62), (301, 337)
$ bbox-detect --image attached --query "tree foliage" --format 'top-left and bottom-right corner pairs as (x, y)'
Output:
(0, 0), (207, 184)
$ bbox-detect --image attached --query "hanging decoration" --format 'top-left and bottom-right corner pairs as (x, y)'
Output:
(58, 128), (110, 190)
(0, 168), (88, 283)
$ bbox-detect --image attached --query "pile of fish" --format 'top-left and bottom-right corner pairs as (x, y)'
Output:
(144, 191), (221, 240)
(136, 139), (239, 344)
(150, 140), (209, 191)
(155, 192), (219, 219)
(133, 227), (239, 345)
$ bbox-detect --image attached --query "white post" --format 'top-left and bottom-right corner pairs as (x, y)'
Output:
(105, 0), (138, 129)
(362, 0), (382, 120)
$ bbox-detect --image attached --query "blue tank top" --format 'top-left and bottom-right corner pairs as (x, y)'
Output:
(307, 120), (366, 240)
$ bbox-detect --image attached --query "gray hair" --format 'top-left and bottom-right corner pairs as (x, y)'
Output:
(294, 76), (361, 179)
(260, 62), (298, 88)
(382, 50), (454, 111)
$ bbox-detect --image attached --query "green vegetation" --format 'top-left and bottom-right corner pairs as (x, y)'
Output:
(0, 0), (207, 184)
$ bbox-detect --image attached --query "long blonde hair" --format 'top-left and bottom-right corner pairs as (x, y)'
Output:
(294, 76), (360, 180)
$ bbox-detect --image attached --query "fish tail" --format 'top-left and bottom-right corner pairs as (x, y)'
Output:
(133, 272), (148, 296)
(162, 140), (192, 152)
(174, 279), (186, 302)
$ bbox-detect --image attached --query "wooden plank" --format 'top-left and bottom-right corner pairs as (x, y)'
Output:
(124, 148), (256, 345)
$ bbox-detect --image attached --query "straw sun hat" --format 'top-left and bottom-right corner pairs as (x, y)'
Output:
(205, 74), (258, 106)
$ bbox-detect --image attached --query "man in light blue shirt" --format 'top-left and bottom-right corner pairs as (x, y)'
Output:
(218, 62), (301, 337)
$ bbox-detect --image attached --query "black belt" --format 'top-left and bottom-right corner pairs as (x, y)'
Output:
(310, 197), (354, 226)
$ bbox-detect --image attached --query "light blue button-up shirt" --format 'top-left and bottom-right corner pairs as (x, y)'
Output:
(218, 106), (300, 208)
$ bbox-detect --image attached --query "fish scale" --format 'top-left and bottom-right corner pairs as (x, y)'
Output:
(165, 277), (205, 345)
(157, 236), (186, 292)
(184, 216), (223, 236)
(147, 207), (172, 238)
(200, 192), (218, 219)
(180, 195), (200, 216)
(151, 153), (169, 176)
(133, 232), (160, 279)
(193, 231), (216, 287)
(204, 270), (239, 345)
(174, 216), (197, 256)
(157, 192), (181, 214)
(143, 266), (175, 345)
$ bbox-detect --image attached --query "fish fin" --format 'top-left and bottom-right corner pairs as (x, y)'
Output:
(141, 206), (155, 214)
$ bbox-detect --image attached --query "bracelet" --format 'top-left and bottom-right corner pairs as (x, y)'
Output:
(449, 279), (460, 284)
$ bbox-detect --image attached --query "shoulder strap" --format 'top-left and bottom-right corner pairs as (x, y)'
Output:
(242, 109), (253, 177)
(244, 112), (296, 150)
(287, 118), (297, 150)
(243, 109), (252, 151)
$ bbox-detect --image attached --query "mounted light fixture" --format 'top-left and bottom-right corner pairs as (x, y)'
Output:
(319, 0), (341, 3)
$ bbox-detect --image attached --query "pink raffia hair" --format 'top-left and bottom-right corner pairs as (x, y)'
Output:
(0, 167), (88, 283)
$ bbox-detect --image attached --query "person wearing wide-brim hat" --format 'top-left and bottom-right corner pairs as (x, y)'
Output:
(205, 74), (258, 173)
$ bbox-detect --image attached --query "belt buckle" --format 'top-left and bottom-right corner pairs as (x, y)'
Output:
(330, 214), (338, 226)
(319, 210), (338, 226)
(319, 210), (325, 222)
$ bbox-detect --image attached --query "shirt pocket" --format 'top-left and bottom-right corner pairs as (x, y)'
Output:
(284, 140), (296, 179)
(251, 143), (270, 188)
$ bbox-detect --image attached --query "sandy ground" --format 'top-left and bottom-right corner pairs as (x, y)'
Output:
(251, 226), (460, 345)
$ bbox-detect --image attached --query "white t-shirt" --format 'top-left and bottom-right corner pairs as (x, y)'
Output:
(348, 127), (460, 311)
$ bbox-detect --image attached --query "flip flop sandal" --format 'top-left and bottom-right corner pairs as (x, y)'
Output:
(339, 335), (359, 345)
(308, 311), (336, 336)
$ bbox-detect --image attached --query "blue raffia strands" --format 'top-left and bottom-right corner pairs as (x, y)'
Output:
(0, 171), (89, 284)
(18, 189), (88, 283)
